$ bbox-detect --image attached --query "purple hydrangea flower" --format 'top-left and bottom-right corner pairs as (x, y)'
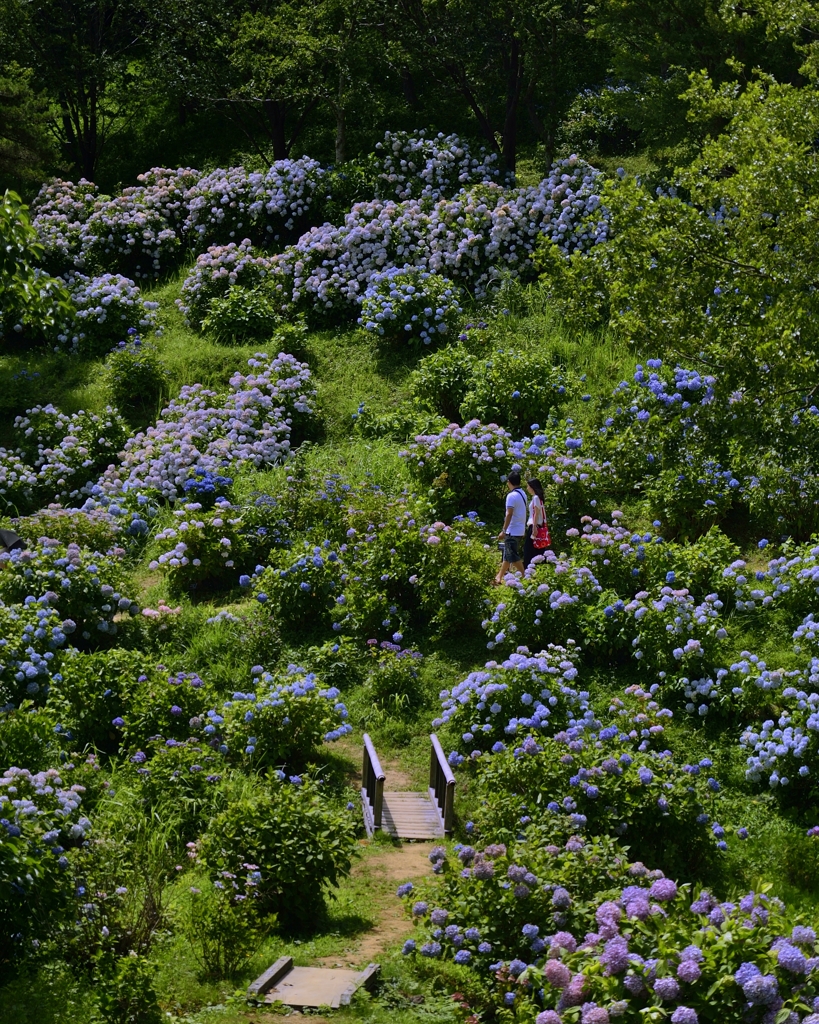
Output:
(552, 931), (578, 954)
(777, 943), (807, 974)
(677, 960), (701, 983)
(536, 1013), (562, 1024)
(649, 878), (678, 902)
(600, 936), (630, 975)
(581, 1004), (609, 1024)
(792, 926), (817, 947)
(654, 977), (680, 1000)
(552, 886), (572, 909)
(542, 959), (571, 988)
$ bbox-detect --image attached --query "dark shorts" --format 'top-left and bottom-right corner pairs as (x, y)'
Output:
(503, 534), (524, 563)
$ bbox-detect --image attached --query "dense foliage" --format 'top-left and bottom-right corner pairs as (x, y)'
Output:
(3, 6), (819, 1020)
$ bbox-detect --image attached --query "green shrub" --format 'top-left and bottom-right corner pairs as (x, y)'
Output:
(410, 346), (477, 422)
(96, 954), (162, 1024)
(201, 285), (280, 345)
(176, 868), (269, 979)
(123, 669), (217, 752)
(339, 511), (493, 642)
(356, 640), (425, 722)
(196, 777), (357, 924)
(130, 739), (228, 837)
(47, 649), (154, 754)
(0, 703), (60, 772)
(460, 348), (581, 435)
(103, 336), (168, 427)
(0, 190), (72, 347)
(296, 637), (365, 691)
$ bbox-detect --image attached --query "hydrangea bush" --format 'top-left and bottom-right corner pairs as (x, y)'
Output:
(192, 664), (352, 769)
(434, 644), (588, 756)
(0, 404), (129, 514)
(591, 359), (819, 537)
(59, 273), (159, 355)
(400, 420), (612, 520)
(375, 130), (502, 200)
(0, 599), (69, 707)
(247, 496), (493, 642)
(177, 240), (276, 329)
(471, 690), (731, 878)
(148, 498), (247, 594)
(271, 158), (608, 319)
(358, 266), (462, 347)
(400, 838), (819, 1022)
(0, 764), (91, 961)
(99, 352), (315, 501)
(0, 540), (139, 646)
(30, 177), (99, 273)
(183, 158), (325, 245)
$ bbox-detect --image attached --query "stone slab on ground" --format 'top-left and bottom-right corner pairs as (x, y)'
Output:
(249, 956), (379, 1008)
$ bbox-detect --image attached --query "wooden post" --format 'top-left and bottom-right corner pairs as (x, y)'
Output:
(362, 733), (385, 832)
(429, 733), (456, 835)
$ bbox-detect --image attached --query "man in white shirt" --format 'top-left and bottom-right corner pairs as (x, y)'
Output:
(494, 470), (526, 584)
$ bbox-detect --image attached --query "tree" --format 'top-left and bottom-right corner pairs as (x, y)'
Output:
(587, 0), (807, 161)
(0, 0), (150, 180)
(539, 70), (819, 390)
(144, 0), (387, 165)
(385, 0), (605, 172)
(0, 65), (57, 193)
(1, 190), (72, 344)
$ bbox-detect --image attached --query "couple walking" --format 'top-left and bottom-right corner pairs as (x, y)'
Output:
(494, 470), (550, 585)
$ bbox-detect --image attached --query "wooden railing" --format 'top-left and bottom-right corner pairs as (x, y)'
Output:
(428, 733), (456, 835)
(361, 732), (385, 835)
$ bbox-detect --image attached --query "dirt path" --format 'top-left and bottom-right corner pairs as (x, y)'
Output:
(316, 841), (432, 968)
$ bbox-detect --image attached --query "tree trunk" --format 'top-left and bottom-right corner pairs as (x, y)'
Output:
(401, 67), (419, 108)
(263, 98), (289, 160)
(444, 60), (500, 157)
(527, 97), (554, 169)
(501, 37), (524, 175)
(334, 72), (347, 164)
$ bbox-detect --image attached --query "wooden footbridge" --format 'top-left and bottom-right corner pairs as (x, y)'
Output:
(248, 733), (455, 1008)
(361, 732), (455, 839)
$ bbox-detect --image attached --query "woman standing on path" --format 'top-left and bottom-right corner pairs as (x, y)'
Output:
(523, 478), (547, 569)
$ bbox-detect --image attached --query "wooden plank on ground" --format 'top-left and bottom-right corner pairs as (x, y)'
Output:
(381, 791), (443, 839)
(260, 965), (379, 1008)
(248, 956), (293, 997)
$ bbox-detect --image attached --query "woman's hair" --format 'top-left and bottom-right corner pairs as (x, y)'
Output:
(527, 478), (545, 501)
